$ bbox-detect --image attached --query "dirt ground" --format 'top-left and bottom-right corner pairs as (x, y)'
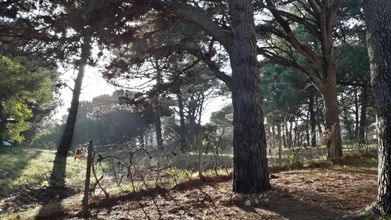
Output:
(60, 165), (377, 220)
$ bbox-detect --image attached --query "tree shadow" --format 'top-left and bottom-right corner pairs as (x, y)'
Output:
(36, 154), (74, 219)
(0, 147), (42, 186)
(238, 186), (366, 220)
(331, 167), (377, 175)
(0, 147), (43, 212)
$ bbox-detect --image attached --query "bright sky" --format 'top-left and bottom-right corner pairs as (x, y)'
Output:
(54, 66), (116, 120)
(55, 66), (230, 124)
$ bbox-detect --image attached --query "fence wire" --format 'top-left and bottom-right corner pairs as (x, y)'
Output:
(0, 141), (376, 214)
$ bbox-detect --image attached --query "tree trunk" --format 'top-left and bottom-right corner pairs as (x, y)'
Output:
(56, 39), (91, 157)
(288, 120), (293, 148)
(282, 122), (288, 149)
(154, 110), (163, 148)
(197, 131), (204, 180)
(188, 96), (197, 147)
(283, 113), (289, 149)
(341, 94), (354, 140)
(309, 94), (317, 147)
(155, 65), (163, 149)
(229, 0), (270, 193)
(0, 104), (6, 143)
(294, 120), (299, 147)
(364, 0), (391, 215)
(323, 80), (343, 158)
(0, 119), (6, 143)
(277, 123), (282, 163)
(306, 117), (310, 148)
(354, 88), (360, 139)
(177, 92), (186, 151)
(359, 82), (368, 143)
(315, 96), (324, 139)
(271, 124), (276, 149)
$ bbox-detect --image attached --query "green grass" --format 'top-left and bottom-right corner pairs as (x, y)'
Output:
(350, 157), (378, 167)
(0, 146), (87, 189)
(0, 146), (88, 220)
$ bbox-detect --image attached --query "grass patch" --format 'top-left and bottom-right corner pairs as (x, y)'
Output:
(348, 157), (378, 167)
(0, 146), (87, 189)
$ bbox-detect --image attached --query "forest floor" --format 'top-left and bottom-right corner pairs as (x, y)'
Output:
(52, 156), (378, 220)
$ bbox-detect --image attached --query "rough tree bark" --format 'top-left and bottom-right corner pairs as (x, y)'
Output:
(229, 0), (270, 193)
(56, 38), (91, 157)
(323, 83), (343, 157)
(364, 0), (391, 215)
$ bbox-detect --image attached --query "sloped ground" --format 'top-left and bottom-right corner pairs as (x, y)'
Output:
(59, 165), (377, 220)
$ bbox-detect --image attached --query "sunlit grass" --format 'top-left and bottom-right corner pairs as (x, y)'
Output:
(0, 146), (87, 188)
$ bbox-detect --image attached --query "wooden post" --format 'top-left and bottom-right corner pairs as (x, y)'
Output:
(83, 140), (93, 215)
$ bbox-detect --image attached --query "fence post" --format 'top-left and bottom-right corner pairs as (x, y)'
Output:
(83, 140), (93, 215)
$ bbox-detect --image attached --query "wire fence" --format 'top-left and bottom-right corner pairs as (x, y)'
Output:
(0, 140), (377, 215)
(88, 139), (233, 198)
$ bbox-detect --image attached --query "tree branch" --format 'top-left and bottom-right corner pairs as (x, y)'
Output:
(184, 46), (232, 90)
(132, 0), (233, 52)
(258, 47), (324, 92)
(264, 0), (323, 69)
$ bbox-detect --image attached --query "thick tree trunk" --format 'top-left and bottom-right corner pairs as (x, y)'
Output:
(322, 79), (343, 158)
(229, 0), (270, 193)
(56, 39), (91, 157)
(177, 92), (186, 151)
(364, 0), (391, 215)
(359, 83), (368, 143)
(309, 94), (317, 147)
